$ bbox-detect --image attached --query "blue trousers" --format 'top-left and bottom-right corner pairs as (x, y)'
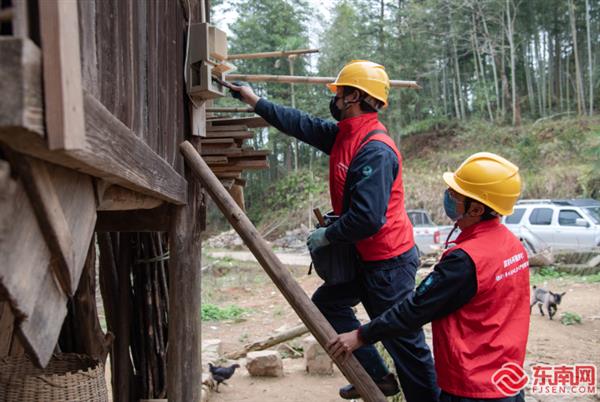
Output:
(312, 246), (439, 402)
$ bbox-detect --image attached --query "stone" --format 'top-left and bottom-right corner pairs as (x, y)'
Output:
(302, 335), (333, 375)
(246, 350), (284, 377)
(202, 338), (222, 365)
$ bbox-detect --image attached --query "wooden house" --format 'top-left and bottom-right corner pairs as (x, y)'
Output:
(0, 0), (269, 400)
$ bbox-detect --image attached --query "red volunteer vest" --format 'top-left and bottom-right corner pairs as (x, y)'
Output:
(432, 219), (530, 398)
(329, 113), (414, 261)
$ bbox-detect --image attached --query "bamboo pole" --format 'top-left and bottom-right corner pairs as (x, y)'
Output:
(227, 48), (319, 60)
(179, 141), (387, 402)
(227, 73), (421, 89)
(206, 107), (255, 113)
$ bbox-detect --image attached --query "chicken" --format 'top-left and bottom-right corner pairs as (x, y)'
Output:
(208, 363), (240, 392)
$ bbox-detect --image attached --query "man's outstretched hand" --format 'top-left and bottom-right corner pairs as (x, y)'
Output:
(228, 82), (260, 107)
(326, 329), (365, 362)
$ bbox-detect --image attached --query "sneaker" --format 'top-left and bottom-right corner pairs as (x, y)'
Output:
(339, 373), (400, 399)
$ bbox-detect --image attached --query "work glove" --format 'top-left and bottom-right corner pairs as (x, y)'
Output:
(307, 227), (330, 253)
(229, 81), (249, 100)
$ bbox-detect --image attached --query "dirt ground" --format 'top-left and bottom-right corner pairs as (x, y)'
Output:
(202, 251), (600, 402)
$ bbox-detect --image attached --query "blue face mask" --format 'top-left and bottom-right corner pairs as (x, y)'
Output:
(443, 189), (463, 221)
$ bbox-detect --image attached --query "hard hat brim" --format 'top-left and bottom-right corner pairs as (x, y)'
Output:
(443, 172), (513, 216)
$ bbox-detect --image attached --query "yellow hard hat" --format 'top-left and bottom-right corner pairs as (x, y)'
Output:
(442, 152), (522, 216)
(327, 60), (390, 107)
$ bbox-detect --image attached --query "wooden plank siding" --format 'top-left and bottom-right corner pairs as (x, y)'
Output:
(87, 0), (186, 173)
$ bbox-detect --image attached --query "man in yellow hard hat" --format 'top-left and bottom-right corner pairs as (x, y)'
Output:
(230, 61), (439, 401)
(328, 152), (530, 402)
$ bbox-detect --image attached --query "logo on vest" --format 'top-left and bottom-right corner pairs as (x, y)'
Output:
(496, 252), (529, 282)
(362, 165), (373, 177)
(491, 362), (529, 396)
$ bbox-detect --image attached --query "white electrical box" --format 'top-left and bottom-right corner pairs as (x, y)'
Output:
(187, 23), (229, 100)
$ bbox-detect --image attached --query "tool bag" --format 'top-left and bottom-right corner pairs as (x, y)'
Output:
(308, 129), (387, 286)
(309, 212), (360, 285)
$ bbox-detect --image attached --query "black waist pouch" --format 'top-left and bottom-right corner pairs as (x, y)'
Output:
(309, 213), (360, 286)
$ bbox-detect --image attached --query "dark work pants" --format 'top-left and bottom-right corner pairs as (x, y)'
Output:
(440, 390), (525, 402)
(311, 246), (439, 402)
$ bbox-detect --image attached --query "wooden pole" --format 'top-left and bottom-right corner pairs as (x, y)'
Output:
(179, 141), (387, 402)
(227, 48), (319, 60)
(206, 107), (255, 113)
(224, 324), (309, 360)
(227, 73), (421, 89)
(168, 170), (203, 402)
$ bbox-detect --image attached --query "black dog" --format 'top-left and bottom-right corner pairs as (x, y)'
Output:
(530, 285), (566, 320)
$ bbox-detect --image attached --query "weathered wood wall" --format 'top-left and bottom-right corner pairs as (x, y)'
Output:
(79, 0), (186, 172)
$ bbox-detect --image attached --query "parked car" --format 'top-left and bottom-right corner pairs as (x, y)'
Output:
(501, 199), (600, 253)
(407, 209), (441, 255)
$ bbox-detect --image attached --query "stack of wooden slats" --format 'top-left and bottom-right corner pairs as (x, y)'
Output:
(195, 116), (271, 209)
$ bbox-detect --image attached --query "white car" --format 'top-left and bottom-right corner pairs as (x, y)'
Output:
(501, 199), (600, 253)
(407, 209), (441, 255)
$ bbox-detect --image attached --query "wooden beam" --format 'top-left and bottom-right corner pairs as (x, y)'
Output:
(206, 124), (249, 132)
(198, 138), (235, 145)
(96, 182), (164, 211)
(227, 48), (319, 60)
(179, 141), (387, 402)
(0, 38), (187, 205)
(0, 158), (96, 367)
(227, 73), (422, 89)
(96, 205), (171, 232)
(229, 149), (271, 158)
(205, 131), (254, 140)
(206, 107), (254, 113)
(200, 146), (241, 156)
(17, 268), (67, 367)
(168, 180), (203, 402)
(39, 0), (86, 150)
(10, 154), (77, 296)
(209, 159), (269, 172)
(59, 236), (112, 362)
(215, 171), (242, 179)
(0, 38), (44, 135)
(204, 155), (228, 165)
(207, 116), (269, 128)
(169, 0), (204, 394)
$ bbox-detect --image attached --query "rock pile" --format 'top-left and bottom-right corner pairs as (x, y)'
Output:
(205, 229), (244, 249)
(272, 225), (310, 250)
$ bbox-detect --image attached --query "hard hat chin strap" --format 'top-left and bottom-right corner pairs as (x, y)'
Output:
(362, 95), (382, 111)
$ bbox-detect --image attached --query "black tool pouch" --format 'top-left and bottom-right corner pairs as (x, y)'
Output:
(309, 213), (359, 286)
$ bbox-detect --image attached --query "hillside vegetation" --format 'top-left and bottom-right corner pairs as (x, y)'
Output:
(402, 116), (600, 224)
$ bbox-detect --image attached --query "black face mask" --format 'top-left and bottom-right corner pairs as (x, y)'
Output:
(329, 96), (343, 121)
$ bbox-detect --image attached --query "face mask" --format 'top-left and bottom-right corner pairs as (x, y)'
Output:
(443, 189), (463, 221)
(329, 96), (342, 121)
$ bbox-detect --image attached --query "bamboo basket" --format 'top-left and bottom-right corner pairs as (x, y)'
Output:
(0, 353), (108, 402)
